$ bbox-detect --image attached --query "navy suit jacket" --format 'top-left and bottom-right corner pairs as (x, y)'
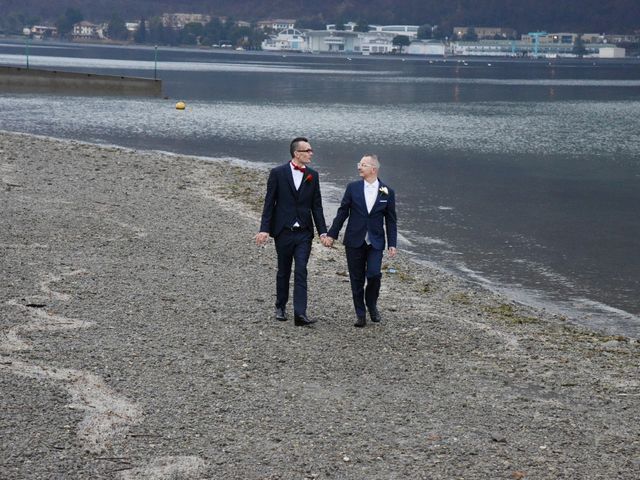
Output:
(328, 179), (397, 250)
(259, 163), (327, 238)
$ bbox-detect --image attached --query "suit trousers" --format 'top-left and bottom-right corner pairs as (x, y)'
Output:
(274, 228), (313, 315)
(345, 243), (384, 318)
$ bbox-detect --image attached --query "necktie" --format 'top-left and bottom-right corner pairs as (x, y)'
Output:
(291, 162), (306, 173)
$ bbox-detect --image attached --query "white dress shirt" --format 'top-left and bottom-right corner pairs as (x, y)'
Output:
(364, 179), (379, 213)
(290, 162), (305, 227)
(290, 162), (304, 190)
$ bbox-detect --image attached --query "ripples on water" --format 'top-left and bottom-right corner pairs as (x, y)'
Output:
(2, 96), (639, 158)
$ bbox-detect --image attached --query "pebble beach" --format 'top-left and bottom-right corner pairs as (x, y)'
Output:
(1, 130), (639, 479)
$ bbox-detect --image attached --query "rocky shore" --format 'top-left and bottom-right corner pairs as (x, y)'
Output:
(1, 131), (639, 479)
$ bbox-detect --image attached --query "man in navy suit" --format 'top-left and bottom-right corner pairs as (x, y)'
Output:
(255, 137), (328, 326)
(324, 154), (397, 327)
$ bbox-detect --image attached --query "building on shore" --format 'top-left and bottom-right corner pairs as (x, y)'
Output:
(261, 28), (307, 52)
(161, 13), (211, 29)
(454, 26), (517, 39)
(257, 19), (296, 31)
(72, 21), (106, 41)
(407, 40), (446, 56)
(452, 39), (625, 58)
(521, 32), (602, 44)
(23, 25), (58, 39)
(368, 25), (419, 39)
(305, 30), (360, 53)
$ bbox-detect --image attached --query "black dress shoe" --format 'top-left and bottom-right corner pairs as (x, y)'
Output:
(354, 316), (366, 328)
(294, 314), (316, 326)
(369, 308), (382, 323)
(275, 307), (287, 321)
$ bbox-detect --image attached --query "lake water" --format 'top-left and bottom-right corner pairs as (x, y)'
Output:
(1, 39), (639, 337)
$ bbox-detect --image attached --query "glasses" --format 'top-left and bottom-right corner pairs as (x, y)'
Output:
(296, 149), (313, 153)
(357, 162), (373, 168)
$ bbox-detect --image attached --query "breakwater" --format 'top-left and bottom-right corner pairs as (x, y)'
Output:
(0, 66), (161, 96)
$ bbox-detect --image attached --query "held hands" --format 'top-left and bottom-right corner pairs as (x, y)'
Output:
(321, 235), (334, 248)
(255, 232), (269, 246)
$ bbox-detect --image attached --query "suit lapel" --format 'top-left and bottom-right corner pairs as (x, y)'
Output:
(284, 163), (298, 197)
(355, 180), (368, 214)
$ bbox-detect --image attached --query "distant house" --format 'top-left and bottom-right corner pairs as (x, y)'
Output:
(25, 25), (58, 39)
(261, 28), (307, 52)
(359, 33), (395, 54)
(125, 22), (140, 33)
(257, 19), (296, 31)
(368, 25), (419, 39)
(603, 33), (640, 44)
(161, 13), (211, 29)
(521, 32), (601, 44)
(72, 21), (105, 40)
(454, 26), (516, 39)
(326, 22), (359, 32)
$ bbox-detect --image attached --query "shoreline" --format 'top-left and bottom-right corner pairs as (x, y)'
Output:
(1, 130), (639, 478)
(3, 36), (640, 66)
(3, 128), (638, 339)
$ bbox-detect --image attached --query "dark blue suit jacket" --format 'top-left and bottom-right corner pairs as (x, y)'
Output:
(328, 179), (397, 250)
(259, 163), (327, 238)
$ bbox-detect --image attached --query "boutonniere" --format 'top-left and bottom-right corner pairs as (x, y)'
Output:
(379, 186), (389, 195)
(305, 174), (313, 183)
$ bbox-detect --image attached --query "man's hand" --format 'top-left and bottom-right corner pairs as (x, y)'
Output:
(388, 247), (397, 258)
(321, 236), (334, 247)
(255, 232), (269, 246)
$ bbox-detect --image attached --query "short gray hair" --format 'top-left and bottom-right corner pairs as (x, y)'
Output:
(363, 154), (379, 169)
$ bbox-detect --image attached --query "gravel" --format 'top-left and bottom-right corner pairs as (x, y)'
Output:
(1, 131), (639, 479)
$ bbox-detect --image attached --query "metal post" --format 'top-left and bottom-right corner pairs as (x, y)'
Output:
(154, 45), (158, 80)
(26, 37), (30, 69)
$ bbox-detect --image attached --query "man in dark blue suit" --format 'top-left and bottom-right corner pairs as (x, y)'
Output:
(325, 154), (397, 327)
(256, 137), (328, 326)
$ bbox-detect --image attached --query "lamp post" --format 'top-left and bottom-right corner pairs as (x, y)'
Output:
(25, 37), (31, 69)
(154, 45), (158, 80)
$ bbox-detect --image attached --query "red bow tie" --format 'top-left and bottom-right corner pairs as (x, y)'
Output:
(291, 162), (306, 173)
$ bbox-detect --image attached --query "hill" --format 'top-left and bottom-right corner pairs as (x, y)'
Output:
(3, 0), (640, 34)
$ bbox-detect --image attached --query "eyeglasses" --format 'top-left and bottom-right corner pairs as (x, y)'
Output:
(357, 162), (373, 168)
(296, 149), (313, 153)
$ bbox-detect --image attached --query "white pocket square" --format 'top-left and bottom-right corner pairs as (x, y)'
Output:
(379, 200), (388, 203)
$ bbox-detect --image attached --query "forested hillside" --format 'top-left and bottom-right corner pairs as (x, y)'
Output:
(2, 0), (639, 34)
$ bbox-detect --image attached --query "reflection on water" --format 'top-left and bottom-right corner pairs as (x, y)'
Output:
(1, 40), (639, 336)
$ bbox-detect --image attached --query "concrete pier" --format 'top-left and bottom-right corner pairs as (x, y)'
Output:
(0, 66), (162, 96)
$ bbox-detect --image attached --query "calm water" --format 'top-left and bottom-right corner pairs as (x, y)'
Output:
(2, 40), (640, 336)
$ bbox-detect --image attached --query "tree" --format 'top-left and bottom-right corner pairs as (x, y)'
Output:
(202, 17), (224, 45)
(572, 34), (587, 57)
(418, 24), (433, 39)
(354, 20), (370, 32)
(107, 14), (128, 41)
(56, 8), (83, 39)
(180, 22), (204, 45)
(295, 15), (325, 30)
(463, 27), (478, 41)
(392, 35), (411, 53)
(134, 18), (147, 44)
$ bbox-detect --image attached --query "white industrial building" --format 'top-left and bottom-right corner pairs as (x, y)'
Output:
(261, 28), (307, 52)
(407, 40), (446, 56)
